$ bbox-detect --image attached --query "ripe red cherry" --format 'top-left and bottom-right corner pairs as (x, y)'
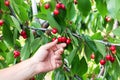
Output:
(110, 57), (115, 63)
(52, 38), (56, 42)
(61, 4), (65, 9)
(100, 59), (106, 65)
(20, 30), (27, 39)
(106, 54), (111, 61)
(52, 28), (58, 34)
(90, 54), (95, 59)
(61, 37), (67, 42)
(56, 3), (61, 9)
(14, 50), (20, 58)
(66, 38), (71, 44)
(20, 30), (26, 36)
(110, 45), (116, 51)
(74, 0), (78, 4)
(58, 37), (62, 43)
(105, 16), (111, 22)
(4, 0), (10, 6)
(53, 9), (59, 16)
(44, 3), (50, 9)
(0, 20), (4, 26)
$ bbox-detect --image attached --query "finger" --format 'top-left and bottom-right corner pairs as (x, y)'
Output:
(41, 39), (58, 49)
(56, 60), (63, 68)
(55, 48), (64, 55)
(57, 43), (66, 49)
(54, 54), (62, 60)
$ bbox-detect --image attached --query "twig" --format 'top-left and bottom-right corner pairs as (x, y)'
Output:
(97, 65), (105, 78)
(71, 33), (120, 46)
(94, 40), (120, 46)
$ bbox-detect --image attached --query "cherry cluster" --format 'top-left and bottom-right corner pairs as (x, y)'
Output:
(13, 50), (20, 58)
(91, 45), (116, 65)
(51, 28), (71, 45)
(20, 30), (27, 39)
(44, 2), (65, 16)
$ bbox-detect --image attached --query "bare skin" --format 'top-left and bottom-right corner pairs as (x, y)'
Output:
(0, 40), (66, 80)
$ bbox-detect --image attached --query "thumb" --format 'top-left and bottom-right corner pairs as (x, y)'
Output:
(41, 39), (58, 49)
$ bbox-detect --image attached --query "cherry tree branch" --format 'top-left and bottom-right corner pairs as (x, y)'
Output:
(97, 65), (105, 78)
(71, 33), (120, 46)
(94, 40), (120, 46)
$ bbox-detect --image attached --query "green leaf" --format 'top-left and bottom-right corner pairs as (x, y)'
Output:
(84, 35), (98, 53)
(67, 48), (78, 64)
(66, 2), (77, 22)
(47, 11), (61, 32)
(3, 22), (14, 47)
(6, 51), (14, 65)
(18, 6), (29, 23)
(71, 55), (88, 76)
(31, 38), (42, 54)
(0, 41), (7, 51)
(95, 41), (106, 57)
(21, 39), (30, 60)
(52, 69), (66, 80)
(106, 0), (120, 21)
(95, 0), (108, 17)
(112, 27), (120, 37)
(84, 44), (93, 61)
(91, 32), (103, 40)
(11, 16), (21, 32)
(77, 0), (91, 17)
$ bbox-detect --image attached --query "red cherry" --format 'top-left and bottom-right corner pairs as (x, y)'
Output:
(110, 45), (116, 51)
(61, 4), (65, 9)
(52, 28), (58, 34)
(105, 16), (111, 22)
(0, 20), (4, 26)
(74, 0), (78, 4)
(112, 50), (116, 54)
(4, 0), (10, 6)
(53, 9), (59, 16)
(20, 30), (26, 36)
(44, 3), (50, 9)
(110, 57), (115, 63)
(61, 37), (67, 42)
(100, 59), (106, 65)
(106, 54), (111, 61)
(58, 37), (62, 43)
(56, 3), (61, 9)
(13, 50), (20, 58)
(90, 54), (95, 59)
(66, 38), (71, 44)
(22, 35), (27, 39)
(52, 38), (56, 42)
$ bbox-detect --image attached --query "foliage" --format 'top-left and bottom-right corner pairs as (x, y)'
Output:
(0, 0), (120, 80)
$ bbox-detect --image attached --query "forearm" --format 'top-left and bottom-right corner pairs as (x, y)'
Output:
(0, 58), (37, 80)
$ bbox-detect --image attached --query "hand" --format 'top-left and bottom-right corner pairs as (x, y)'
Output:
(31, 39), (66, 74)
